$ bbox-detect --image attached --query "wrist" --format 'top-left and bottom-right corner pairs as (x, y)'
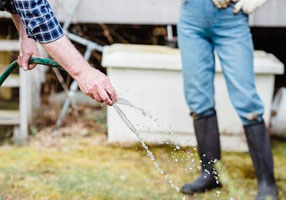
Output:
(70, 64), (95, 80)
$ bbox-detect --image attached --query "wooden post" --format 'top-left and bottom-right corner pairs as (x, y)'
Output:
(15, 68), (30, 145)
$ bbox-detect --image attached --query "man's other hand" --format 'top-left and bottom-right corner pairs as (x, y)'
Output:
(233, 0), (267, 14)
(18, 37), (40, 71)
(75, 67), (117, 106)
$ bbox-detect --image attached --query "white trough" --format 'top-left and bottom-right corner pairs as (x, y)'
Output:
(271, 87), (286, 138)
(102, 44), (284, 152)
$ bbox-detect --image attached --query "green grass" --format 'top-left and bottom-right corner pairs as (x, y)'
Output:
(0, 134), (285, 200)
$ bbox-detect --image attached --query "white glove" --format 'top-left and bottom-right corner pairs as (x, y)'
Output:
(212, 0), (232, 9)
(233, 0), (267, 14)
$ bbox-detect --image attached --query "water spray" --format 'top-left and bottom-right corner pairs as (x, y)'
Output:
(0, 58), (188, 199)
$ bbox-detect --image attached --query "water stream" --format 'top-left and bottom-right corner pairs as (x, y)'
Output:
(113, 98), (191, 199)
(112, 97), (225, 199)
(113, 104), (181, 192)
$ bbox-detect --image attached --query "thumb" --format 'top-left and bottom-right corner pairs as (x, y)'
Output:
(18, 54), (31, 71)
(233, 0), (244, 14)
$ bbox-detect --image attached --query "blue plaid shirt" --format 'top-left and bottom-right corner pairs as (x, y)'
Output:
(1, 0), (64, 43)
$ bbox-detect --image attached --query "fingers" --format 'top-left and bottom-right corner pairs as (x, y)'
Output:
(29, 53), (40, 70)
(92, 87), (117, 106)
(242, 4), (253, 14)
(76, 69), (117, 106)
(233, 0), (244, 14)
(213, 0), (222, 8)
(213, 0), (223, 8)
(93, 92), (103, 103)
(222, 0), (231, 8)
(28, 63), (37, 70)
(17, 54), (31, 71)
(17, 54), (39, 70)
(90, 87), (116, 106)
(98, 87), (113, 106)
(233, 0), (267, 15)
(105, 86), (117, 104)
(213, 0), (230, 8)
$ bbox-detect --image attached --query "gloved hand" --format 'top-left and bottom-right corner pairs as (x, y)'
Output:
(233, 0), (267, 14)
(212, 0), (232, 9)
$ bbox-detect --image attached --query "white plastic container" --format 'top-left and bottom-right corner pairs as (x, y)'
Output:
(102, 44), (284, 152)
(271, 88), (286, 138)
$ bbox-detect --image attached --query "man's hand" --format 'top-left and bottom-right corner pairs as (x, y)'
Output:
(11, 14), (40, 70)
(42, 36), (117, 106)
(233, 0), (267, 14)
(18, 37), (40, 71)
(74, 67), (117, 106)
(212, 0), (232, 9)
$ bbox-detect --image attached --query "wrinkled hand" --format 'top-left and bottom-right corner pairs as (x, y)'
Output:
(18, 37), (40, 71)
(233, 0), (267, 14)
(75, 67), (117, 106)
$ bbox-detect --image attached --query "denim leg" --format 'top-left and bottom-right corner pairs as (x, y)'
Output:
(212, 6), (264, 125)
(178, 10), (216, 117)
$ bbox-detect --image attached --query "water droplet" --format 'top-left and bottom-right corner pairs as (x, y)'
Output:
(216, 191), (221, 197)
(113, 100), (181, 194)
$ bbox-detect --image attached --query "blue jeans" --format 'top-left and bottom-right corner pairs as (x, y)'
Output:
(177, 0), (264, 125)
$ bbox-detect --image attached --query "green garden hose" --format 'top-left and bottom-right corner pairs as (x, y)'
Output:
(0, 57), (63, 87)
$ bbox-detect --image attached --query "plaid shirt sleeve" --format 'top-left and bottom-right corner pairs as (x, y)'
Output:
(13, 0), (64, 43)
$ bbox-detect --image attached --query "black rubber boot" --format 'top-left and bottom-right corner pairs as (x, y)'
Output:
(181, 114), (222, 195)
(244, 122), (278, 200)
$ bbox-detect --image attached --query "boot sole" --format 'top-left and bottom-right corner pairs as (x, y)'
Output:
(181, 184), (222, 195)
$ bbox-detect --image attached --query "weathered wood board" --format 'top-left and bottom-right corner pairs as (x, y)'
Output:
(0, 0), (285, 27)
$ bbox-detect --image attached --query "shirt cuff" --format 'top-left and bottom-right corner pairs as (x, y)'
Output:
(26, 15), (64, 44)
(14, 0), (64, 44)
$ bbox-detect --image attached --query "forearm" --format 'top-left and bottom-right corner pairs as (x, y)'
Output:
(41, 36), (91, 79)
(42, 36), (117, 105)
(9, 0), (116, 105)
(11, 14), (28, 40)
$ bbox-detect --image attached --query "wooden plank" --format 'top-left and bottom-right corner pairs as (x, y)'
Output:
(50, 0), (286, 26)
(19, 68), (29, 143)
(0, 110), (20, 125)
(0, 12), (11, 19)
(1, 74), (20, 88)
(1, 0), (285, 26)
(0, 40), (20, 52)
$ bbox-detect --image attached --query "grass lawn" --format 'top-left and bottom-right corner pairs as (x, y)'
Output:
(0, 131), (285, 200)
